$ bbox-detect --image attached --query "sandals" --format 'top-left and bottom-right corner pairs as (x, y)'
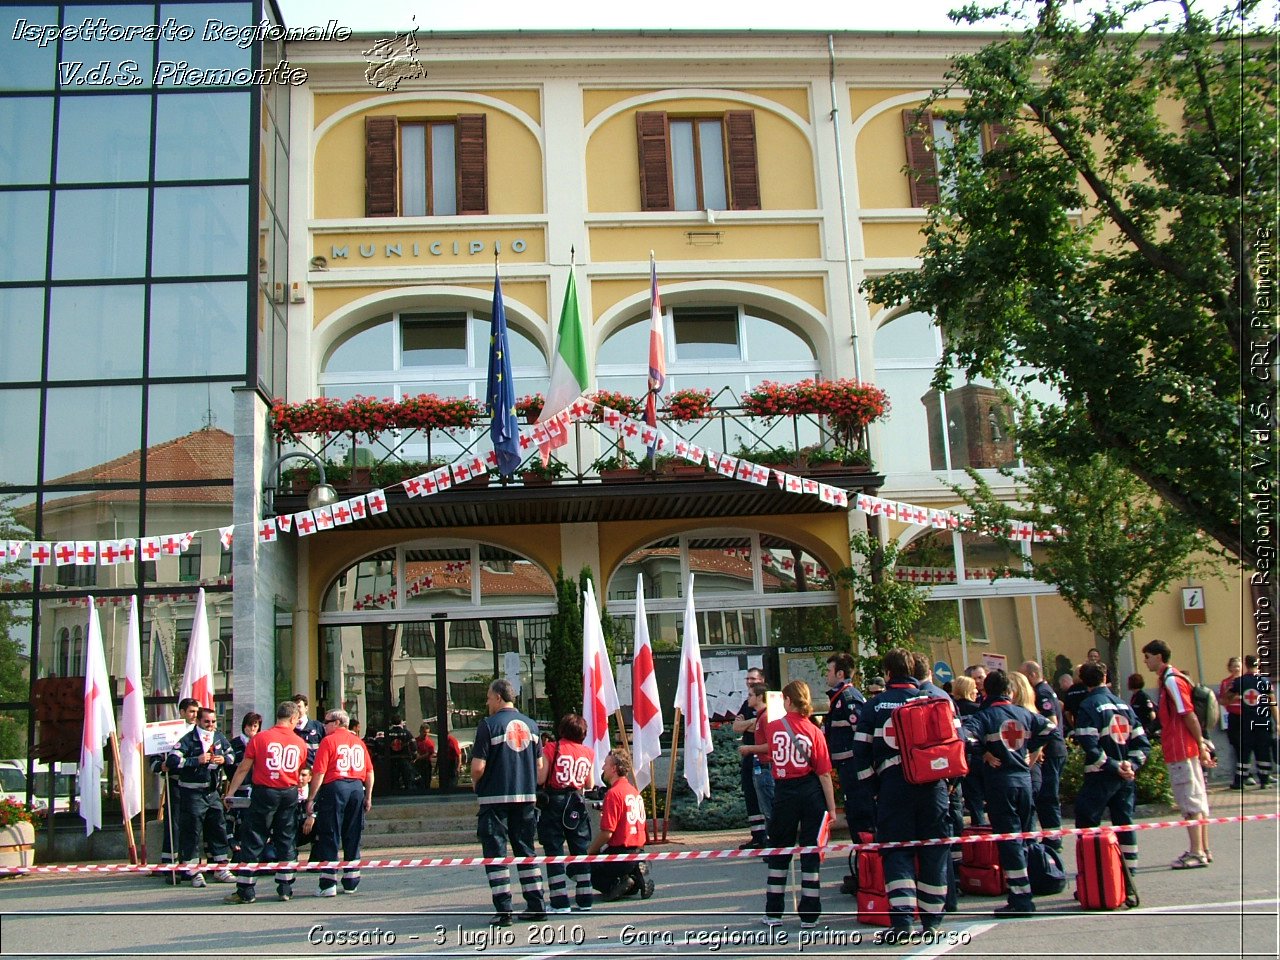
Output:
(1171, 850), (1210, 869)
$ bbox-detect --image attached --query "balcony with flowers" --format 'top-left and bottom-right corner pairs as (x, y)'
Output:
(267, 379), (887, 511)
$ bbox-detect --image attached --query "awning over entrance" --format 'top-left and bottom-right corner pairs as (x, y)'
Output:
(274, 471), (884, 528)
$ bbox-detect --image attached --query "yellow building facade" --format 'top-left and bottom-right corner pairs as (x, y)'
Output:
(242, 29), (1246, 755)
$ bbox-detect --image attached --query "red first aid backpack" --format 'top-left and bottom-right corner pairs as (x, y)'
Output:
(892, 696), (968, 784)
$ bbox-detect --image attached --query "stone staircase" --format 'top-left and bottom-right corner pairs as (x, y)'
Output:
(362, 793), (479, 849)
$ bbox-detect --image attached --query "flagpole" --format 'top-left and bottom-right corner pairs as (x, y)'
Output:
(647, 250), (659, 472)
(661, 707), (683, 842)
(107, 732), (138, 864)
(138, 742), (148, 863)
(647, 762), (658, 842)
(613, 708), (631, 757)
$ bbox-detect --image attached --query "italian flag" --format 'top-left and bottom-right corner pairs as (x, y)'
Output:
(537, 266), (589, 457)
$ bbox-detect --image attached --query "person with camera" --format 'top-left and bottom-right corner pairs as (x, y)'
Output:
(537, 714), (595, 913)
(166, 706), (235, 887)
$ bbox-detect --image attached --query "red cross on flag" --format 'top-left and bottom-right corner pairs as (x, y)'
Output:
(119, 540), (136, 562)
(332, 502), (353, 525)
(528, 425), (547, 447)
(674, 439), (690, 458)
(30, 542), (52, 566)
(75, 541), (97, 565)
(419, 474), (438, 496)
(451, 460), (473, 483)
(685, 443), (704, 464)
(366, 489), (388, 513)
(570, 397), (593, 419)
(119, 596), (145, 821)
(295, 511), (317, 536)
(349, 496), (367, 520)
(734, 458), (753, 482)
(277, 513), (293, 532)
(781, 471), (802, 493)
(79, 599), (116, 836)
(403, 476), (424, 497)
(705, 450), (721, 470)
(801, 479), (819, 496)
(621, 418), (640, 440)
(581, 579), (619, 784)
(431, 466), (453, 492)
(631, 575), (663, 790)
(160, 535), (182, 556)
(675, 574), (713, 802)
(98, 541), (121, 565)
(4, 541), (19, 561)
(314, 506), (334, 529)
(219, 526), (234, 549)
(179, 587), (215, 710)
(748, 464), (770, 486)
(999, 718), (1029, 752)
(715, 455), (738, 478)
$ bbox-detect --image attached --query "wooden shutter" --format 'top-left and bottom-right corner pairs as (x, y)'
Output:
(725, 110), (761, 211)
(365, 116), (399, 217)
(636, 111), (673, 212)
(902, 109), (940, 207)
(983, 122), (1013, 183)
(456, 114), (488, 216)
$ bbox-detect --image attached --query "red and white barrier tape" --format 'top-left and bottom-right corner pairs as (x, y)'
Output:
(2, 812), (1275, 877)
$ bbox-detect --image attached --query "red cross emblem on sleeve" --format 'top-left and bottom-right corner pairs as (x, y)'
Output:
(999, 718), (1029, 752)
(1243, 688), (1262, 708)
(1107, 713), (1131, 745)
(504, 719), (532, 752)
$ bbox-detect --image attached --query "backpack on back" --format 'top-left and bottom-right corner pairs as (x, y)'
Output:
(1173, 669), (1220, 732)
(892, 696), (968, 784)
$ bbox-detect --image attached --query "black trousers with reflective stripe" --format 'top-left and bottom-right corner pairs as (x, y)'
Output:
(764, 774), (824, 923)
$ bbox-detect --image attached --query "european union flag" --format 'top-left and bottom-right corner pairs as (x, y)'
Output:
(487, 272), (522, 477)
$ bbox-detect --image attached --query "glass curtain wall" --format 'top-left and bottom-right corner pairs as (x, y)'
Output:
(0, 2), (270, 773)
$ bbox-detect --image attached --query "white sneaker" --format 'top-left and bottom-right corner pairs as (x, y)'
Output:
(316, 886), (338, 897)
(548, 906), (572, 914)
(190, 873), (206, 888)
(761, 916), (782, 927)
(212, 869), (235, 883)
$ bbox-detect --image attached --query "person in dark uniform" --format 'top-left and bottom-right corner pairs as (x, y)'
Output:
(472, 679), (546, 926)
(166, 707), (235, 887)
(1062, 663), (1097, 734)
(384, 715), (417, 792)
(824, 654), (872, 835)
(221, 701), (307, 904)
(731, 667), (768, 848)
(1225, 655), (1278, 788)
(587, 749), (652, 901)
(1072, 661), (1150, 873)
(537, 714), (595, 913)
(151, 697), (200, 878)
(961, 670), (1054, 918)
(1020, 660), (1067, 850)
(853, 649), (950, 941)
(224, 711), (261, 852)
(291, 694), (326, 767)
(305, 708), (374, 896)
(912, 654), (963, 912)
(745, 680), (836, 928)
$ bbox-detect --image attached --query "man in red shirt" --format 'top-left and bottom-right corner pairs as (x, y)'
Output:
(587, 750), (653, 901)
(415, 722), (437, 792)
(222, 701), (309, 903)
(1143, 640), (1216, 869)
(305, 709), (374, 896)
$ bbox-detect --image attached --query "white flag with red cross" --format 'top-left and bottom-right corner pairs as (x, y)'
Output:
(631, 575), (664, 789)
(179, 587), (214, 710)
(79, 600), (116, 835)
(581, 578), (619, 785)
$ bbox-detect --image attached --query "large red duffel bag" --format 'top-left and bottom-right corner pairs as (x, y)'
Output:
(1075, 829), (1138, 910)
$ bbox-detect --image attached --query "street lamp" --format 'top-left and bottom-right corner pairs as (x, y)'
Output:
(263, 450), (340, 515)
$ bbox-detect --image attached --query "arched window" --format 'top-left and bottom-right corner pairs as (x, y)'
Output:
(872, 311), (1053, 476)
(597, 303), (818, 401)
(320, 309), (548, 403)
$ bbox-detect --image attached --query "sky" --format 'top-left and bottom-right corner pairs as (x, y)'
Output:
(274, 0), (1250, 34)
(274, 0), (1000, 33)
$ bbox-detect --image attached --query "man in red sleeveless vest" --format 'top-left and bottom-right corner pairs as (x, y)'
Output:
(306, 708), (373, 896)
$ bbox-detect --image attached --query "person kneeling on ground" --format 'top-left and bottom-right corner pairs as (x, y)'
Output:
(587, 750), (653, 901)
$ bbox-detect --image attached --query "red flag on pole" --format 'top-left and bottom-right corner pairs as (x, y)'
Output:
(643, 253), (666, 432)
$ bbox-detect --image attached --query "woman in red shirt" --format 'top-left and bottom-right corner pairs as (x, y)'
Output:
(744, 680), (836, 928)
(537, 714), (596, 913)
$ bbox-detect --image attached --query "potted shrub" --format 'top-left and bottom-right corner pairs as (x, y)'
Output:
(0, 797), (42, 869)
(654, 454), (710, 478)
(663, 387), (714, 423)
(520, 458), (568, 486)
(591, 449), (644, 482)
(741, 378), (889, 454)
(588, 390), (643, 421)
(800, 444), (873, 474)
(515, 393), (545, 423)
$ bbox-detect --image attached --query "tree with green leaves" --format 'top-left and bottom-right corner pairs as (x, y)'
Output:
(950, 434), (1211, 687)
(544, 566), (583, 725)
(838, 531), (931, 681)
(863, 0), (1275, 570)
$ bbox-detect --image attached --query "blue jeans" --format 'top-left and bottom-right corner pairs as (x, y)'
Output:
(754, 763), (775, 823)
